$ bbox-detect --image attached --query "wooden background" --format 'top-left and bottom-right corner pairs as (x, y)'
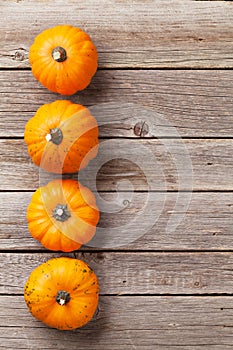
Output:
(1, 0), (233, 348)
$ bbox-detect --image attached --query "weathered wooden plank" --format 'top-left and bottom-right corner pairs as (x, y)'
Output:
(1, 296), (233, 349)
(1, 0), (233, 68)
(1, 192), (232, 250)
(0, 139), (232, 191)
(3, 252), (233, 295)
(0, 70), (233, 137)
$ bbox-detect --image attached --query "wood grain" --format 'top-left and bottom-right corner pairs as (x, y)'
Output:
(1, 0), (233, 68)
(1, 70), (233, 138)
(0, 139), (232, 191)
(1, 0), (233, 348)
(3, 252), (233, 295)
(1, 192), (233, 250)
(1, 296), (233, 349)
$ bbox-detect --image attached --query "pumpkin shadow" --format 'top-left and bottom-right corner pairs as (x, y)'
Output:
(71, 69), (117, 109)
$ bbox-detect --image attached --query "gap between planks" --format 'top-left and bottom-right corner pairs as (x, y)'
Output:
(1, 67), (233, 71)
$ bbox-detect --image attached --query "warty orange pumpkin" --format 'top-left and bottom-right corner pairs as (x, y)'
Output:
(24, 100), (99, 174)
(29, 25), (98, 95)
(27, 179), (99, 252)
(24, 257), (99, 330)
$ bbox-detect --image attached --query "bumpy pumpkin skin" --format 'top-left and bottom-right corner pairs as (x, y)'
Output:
(24, 257), (99, 330)
(24, 100), (99, 174)
(27, 179), (99, 252)
(29, 25), (98, 95)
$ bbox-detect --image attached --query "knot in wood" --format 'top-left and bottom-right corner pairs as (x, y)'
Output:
(134, 121), (149, 137)
(14, 49), (26, 61)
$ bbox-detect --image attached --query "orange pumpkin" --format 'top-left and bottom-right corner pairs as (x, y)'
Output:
(24, 100), (99, 174)
(29, 25), (98, 95)
(27, 179), (99, 252)
(24, 257), (99, 330)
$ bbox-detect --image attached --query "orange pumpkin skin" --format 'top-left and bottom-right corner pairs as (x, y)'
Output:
(29, 25), (98, 95)
(24, 257), (99, 330)
(24, 100), (99, 174)
(27, 179), (99, 252)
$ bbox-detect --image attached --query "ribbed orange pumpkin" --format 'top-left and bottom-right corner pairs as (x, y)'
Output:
(24, 100), (99, 174)
(27, 179), (99, 252)
(29, 25), (98, 95)
(24, 257), (99, 330)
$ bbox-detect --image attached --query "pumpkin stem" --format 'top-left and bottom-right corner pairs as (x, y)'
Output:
(53, 204), (71, 222)
(52, 46), (67, 62)
(46, 128), (63, 145)
(56, 290), (71, 306)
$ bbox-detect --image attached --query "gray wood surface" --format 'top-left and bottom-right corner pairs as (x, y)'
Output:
(1, 0), (233, 68)
(0, 139), (232, 191)
(1, 296), (233, 349)
(1, 192), (232, 250)
(1, 0), (233, 348)
(1, 70), (233, 138)
(2, 252), (233, 295)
